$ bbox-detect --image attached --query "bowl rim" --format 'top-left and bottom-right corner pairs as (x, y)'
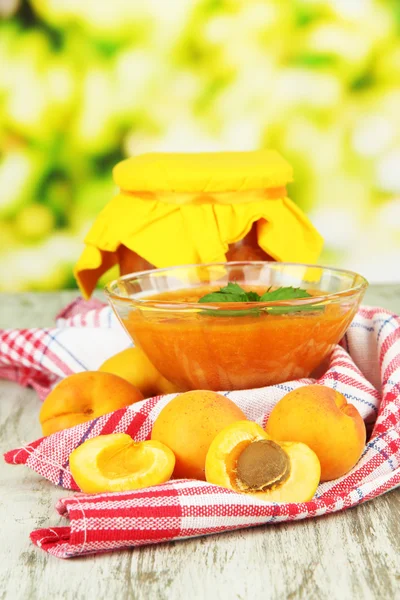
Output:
(104, 261), (369, 310)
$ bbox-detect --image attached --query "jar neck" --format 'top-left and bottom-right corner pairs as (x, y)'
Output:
(121, 187), (287, 205)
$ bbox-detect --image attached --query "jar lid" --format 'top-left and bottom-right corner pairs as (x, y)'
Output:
(113, 150), (293, 194)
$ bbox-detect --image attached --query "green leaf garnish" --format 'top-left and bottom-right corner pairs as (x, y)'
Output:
(198, 282), (249, 304)
(198, 283), (324, 316)
(246, 291), (262, 302)
(259, 286), (312, 302)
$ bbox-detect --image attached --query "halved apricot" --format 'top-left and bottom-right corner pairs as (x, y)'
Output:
(69, 433), (175, 493)
(205, 421), (321, 503)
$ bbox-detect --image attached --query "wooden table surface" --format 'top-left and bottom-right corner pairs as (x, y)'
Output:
(1, 286), (399, 600)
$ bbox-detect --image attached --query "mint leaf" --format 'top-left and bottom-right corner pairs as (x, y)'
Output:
(199, 284), (313, 304)
(198, 292), (247, 303)
(246, 291), (261, 301)
(220, 282), (247, 296)
(198, 282), (248, 303)
(260, 286), (323, 315)
(198, 283), (324, 316)
(259, 286), (312, 302)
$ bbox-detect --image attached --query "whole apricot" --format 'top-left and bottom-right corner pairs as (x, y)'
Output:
(265, 385), (366, 481)
(205, 420), (321, 503)
(151, 390), (246, 480)
(69, 433), (175, 493)
(39, 371), (144, 436)
(99, 347), (180, 398)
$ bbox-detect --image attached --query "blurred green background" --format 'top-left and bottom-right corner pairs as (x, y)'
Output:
(1, 0), (399, 291)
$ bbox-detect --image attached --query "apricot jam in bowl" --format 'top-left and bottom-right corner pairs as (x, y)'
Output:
(105, 262), (368, 392)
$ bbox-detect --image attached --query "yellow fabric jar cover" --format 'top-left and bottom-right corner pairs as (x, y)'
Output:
(74, 150), (324, 298)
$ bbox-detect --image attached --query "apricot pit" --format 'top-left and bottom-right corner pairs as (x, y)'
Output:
(236, 440), (290, 492)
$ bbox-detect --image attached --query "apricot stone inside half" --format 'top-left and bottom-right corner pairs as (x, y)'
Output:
(205, 421), (321, 503)
(69, 433), (175, 494)
(236, 440), (291, 492)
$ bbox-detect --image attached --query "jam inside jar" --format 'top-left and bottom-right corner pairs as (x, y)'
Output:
(118, 245), (153, 276)
(226, 222), (273, 262)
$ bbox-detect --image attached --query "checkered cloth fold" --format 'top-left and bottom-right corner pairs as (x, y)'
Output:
(2, 300), (400, 559)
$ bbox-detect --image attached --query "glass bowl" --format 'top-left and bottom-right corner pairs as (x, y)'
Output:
(105, 262), (368, 392)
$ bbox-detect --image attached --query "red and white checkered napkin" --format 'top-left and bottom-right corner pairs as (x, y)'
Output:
(2, 301), (400, 559)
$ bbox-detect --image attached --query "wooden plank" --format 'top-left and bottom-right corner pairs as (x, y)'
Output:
(0, 287), (399, 600)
